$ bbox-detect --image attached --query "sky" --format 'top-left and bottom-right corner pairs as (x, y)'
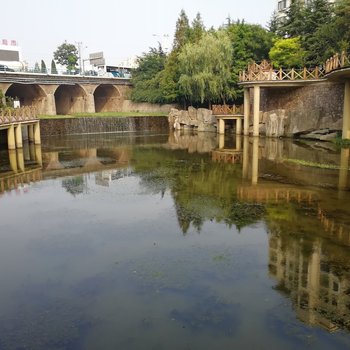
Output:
(1, 0), (277, 67)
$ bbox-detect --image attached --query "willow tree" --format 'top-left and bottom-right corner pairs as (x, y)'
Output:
(178, 31), (233, 107)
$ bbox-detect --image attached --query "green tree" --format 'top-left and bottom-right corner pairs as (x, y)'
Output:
(178, 31), (233, 106)
(189, 12), (206, 43)
(34, 62), (40, 73)
(51, 59), (58, 74)
(279, 0), (307, 38)
(173, 9), (191, 51)
(334, 0), (350, 52)
(131, 45), (167, 103)
(269, 37), (305, 68)
(41, 60), (47, 73)
(53, 42), (78, 71)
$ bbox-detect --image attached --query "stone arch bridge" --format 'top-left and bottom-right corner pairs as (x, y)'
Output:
(0, 73), (132, 115)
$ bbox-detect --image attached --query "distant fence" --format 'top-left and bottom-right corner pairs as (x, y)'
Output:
(212, 104), (244, 115)
(0, 106), (37, 126)
(325, 51), (350, 74)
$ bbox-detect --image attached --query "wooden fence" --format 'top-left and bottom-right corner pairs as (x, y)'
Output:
(212, 104), (243, 115)
(325, 51), (350, 74)
(0, 106), (37, 126)
(239, 66), (325, 82)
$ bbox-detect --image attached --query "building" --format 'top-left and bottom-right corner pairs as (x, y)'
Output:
(276, 0), (337, 20)
(0, 39), (24, 70)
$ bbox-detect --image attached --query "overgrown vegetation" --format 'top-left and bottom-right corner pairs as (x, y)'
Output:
(132, 1), (350, 107)
(38, 112), (167, 119)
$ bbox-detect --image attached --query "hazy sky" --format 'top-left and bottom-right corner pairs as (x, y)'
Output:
(2, 0), (277, 66)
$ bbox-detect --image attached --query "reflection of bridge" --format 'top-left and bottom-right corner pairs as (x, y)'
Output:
(0, 73), (132, 115)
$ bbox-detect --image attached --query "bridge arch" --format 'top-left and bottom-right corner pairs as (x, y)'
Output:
(5, 83), (47, 114)
(54, 84), (87, 115)
(94, 84), (121, 112)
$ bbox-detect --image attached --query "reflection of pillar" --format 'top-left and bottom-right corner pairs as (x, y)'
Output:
(15, 124), (23, 148)
(236, 135), (242, 151)
(7, 125), (16, 150)
(28, 124), (34, 142)
(308, 241), (321, 324)
(339, 148), (349, 190)
(16, 148), (25, 172)
(218, 118), (225, 134)
(35, 145), (43, 166)
(253, 86), (260, 137)
(219, 134), (225, 149)
(34, 122), (41, 145)
(343, 80), (350, 139)
(236, 118), (242, 135)
(29, 143), (35, 160)
(244, 88), (250, 136)
(252, 137), (259, 185)
(242, 137), (249, 179)
(8, 149), (18, 172)
(23, 141), (30, 160)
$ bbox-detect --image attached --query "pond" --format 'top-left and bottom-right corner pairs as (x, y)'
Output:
(0, 131), (350, 350)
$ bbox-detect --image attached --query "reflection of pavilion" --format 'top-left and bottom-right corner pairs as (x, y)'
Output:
(212, 135), (243, 164)
(269, 231), (350, 332)
(0, 143), (42, 194)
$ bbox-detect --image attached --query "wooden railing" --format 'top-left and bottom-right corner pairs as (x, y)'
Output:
(239, 66), (325, 82)
(212, 104), (243, 115)
(325, 51), (350, 74)
(0, 106), (37, 126)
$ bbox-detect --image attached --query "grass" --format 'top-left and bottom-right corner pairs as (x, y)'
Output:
(284, 158), (347, 170)
(38, 111), (167, 119)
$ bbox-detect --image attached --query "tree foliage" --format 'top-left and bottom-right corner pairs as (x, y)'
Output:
(51, 59), (58, 74)
(53, 42), (78, 71)
(178, 31), (233, 106)
(41, 60), (47, 74)
(269, 37), (305, 68)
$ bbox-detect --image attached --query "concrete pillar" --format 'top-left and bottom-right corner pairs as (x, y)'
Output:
(15, 124), (23, 148)
(7, 125), (16, 150)
(23, 141), (30, 160)
(236, 118), (242, 135)
(34, 122), (41, 145)
(252, 137), (259, 185)
(28, 124), (34, 142)
(85, 93), (96, 113)
(217, 118), (225, 134)
(8, 149), (18, 172)
(343, 80), (350, 139)
(339, 148), (349, 190)
(16, 149), (25, 172)
(29, 143), (35, 161)
(244, 88), (250, 136)
(253, 86), (260, 137)
(242, 137), (249, 179)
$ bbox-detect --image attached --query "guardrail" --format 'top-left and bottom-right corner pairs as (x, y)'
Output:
(0, 106), (37, 126)
(212, 104), (243, 115)
(239, 66), (325, 82)
(325, 51), (350, 74)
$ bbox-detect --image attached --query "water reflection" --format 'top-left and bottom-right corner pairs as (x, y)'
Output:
(0, 132), (350, 348)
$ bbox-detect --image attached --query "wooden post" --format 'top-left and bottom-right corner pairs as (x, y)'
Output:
(303, 67), (307, 80)
(34, 122), (41, 145)
(15, 124), (23, 148)
(7, 125), (16, 150)
(218, 118), (225, 134)
(236, 117), (242, 135)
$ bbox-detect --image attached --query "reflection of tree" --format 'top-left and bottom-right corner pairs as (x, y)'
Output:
(62, 176), (87, 196)
(133, 147), (266, 234)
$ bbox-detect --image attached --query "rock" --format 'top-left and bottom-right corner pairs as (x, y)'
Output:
(319, 132), (338, 141)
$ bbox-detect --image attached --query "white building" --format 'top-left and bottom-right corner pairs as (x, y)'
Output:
(0, 39), (24, 70)
(276, 0), (336, 20)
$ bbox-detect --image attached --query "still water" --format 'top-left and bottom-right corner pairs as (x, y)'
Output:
(0, 131), (350, 350)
